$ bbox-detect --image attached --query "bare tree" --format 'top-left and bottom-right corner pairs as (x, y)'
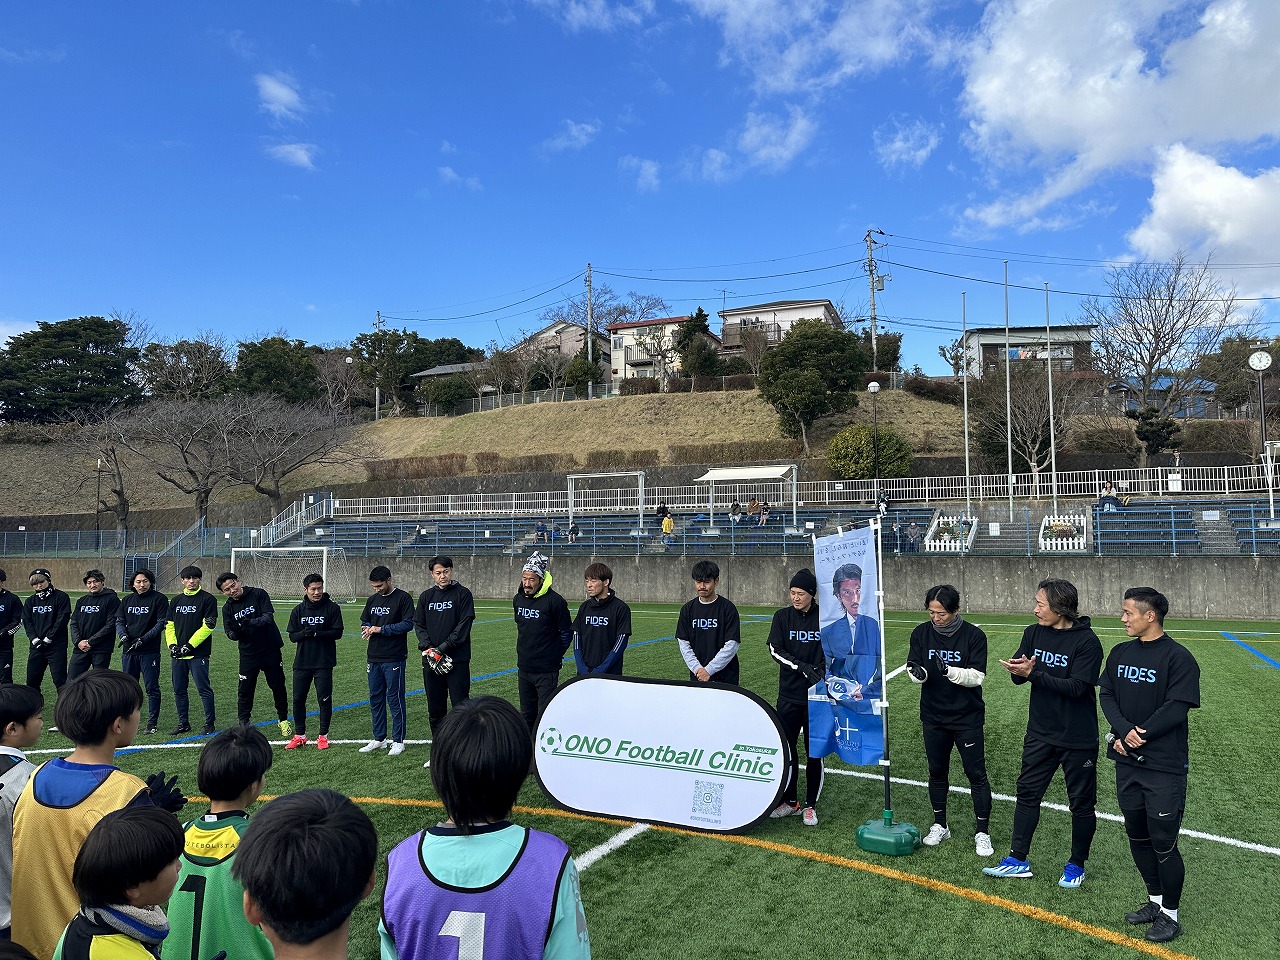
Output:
(137, 333), (234, 400)
(221, 395), (356, 514)
(539, 345), (574, 397)
(503, 335), (543, 398)
(633, 328), (679, 384)
(314, 347), (365, 419)
(1082, 251), (1259, 417)
(62, 408), (134, 548)
(740, 325), (770, 376)
(118, 398), (239, 525)
(972, 367), (1085, 482)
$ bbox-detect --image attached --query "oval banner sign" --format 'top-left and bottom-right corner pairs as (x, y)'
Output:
(535, 675), (791, 833)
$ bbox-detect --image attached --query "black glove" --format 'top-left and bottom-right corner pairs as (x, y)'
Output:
(799, 662), (825, 686)
(145, 771), (187, 813)
(177, 643), (195, 657)
(906, 661), (928, 683)
(247, 614), (271, 628)
(929, 652), (950, 677)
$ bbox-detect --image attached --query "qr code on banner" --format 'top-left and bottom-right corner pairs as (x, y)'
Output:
(692, 780), (724, 819)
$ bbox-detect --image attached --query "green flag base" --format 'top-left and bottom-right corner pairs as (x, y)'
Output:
(856, 809), (921, 856)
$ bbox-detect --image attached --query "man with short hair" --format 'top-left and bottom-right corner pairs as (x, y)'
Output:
(676, 561), (741, 685)
(512, 552), (572, 737)
(23, 569), (72, 700)
(166, 565), (218, 735)
(285, 573), (344, 750)
(414, 557), (475, 750)
(1100, 587), (1200, 944)
(216, 573), (291, 738)
(68, 570), (120, 681)
(361, 566), (415, 757)
(572, 563), (631, 677)
(0, 571), (22, 684)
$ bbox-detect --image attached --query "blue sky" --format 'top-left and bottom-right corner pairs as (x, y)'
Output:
(4, 0), (1280, 373)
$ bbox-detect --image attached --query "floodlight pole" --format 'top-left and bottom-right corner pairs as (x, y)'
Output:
(1045, 282), (1059, 514)
(1004, 261), (1014, 521)
(962, 293), (972, 524)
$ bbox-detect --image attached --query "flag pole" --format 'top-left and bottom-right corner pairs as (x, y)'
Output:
(855, 516), (921, 855)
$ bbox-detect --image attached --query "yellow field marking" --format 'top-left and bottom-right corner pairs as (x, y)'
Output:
(319, 795), (1196, 960)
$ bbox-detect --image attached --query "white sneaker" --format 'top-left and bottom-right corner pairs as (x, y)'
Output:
(358, 739), (387, 753)
(801, 806), (818, 827)
(975, 832), (994, 857)
(423, 759), (431, 769)
(388, 741), (406, 757)
(922, 823), (952, 847)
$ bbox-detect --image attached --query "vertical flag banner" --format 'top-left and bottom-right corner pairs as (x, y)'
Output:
(809, 525), (885, 765)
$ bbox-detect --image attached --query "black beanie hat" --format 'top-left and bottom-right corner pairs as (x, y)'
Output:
(789, 568), (818, 597)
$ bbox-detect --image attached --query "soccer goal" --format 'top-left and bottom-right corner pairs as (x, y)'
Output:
(230, 547), (360, 604)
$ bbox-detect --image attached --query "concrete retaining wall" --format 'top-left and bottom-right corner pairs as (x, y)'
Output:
(6, 553), (1274, 620)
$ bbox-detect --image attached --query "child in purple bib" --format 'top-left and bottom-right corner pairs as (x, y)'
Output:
(380, 696), (591, 960)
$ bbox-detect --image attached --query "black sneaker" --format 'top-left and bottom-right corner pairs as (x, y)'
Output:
(201, 723), (216, 735)
(144, 726), (158, 735)
(1125, 901), (1163, 925)
(171, 723), (192, 735)
(1145, 913), (1182, 943)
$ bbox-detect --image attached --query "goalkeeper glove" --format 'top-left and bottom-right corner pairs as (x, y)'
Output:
(799, 662), (825, 686)
(906, 661), (927, 683)
(423, 647), (454, 676)
(177, 643), (195, 657)
(145, 771), (187, 813)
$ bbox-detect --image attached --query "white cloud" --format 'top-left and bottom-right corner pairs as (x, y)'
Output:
(0, 318), (38, 347)
(213, 28), (255, 61)
(738, 106), (815, 171)
(0, 43), (67, 64)
(255, 72), (306, 122)
(440, 139), (457, 154)
(265, 143), (318, 169)
(699, 147), (733, 183)
(619, 155), (661, 191)
(1129, 145), (1280, 290)
(438, 166), (483, 191)
(874, 116), (942, 170)
(526, 0), (657, 33)
(961, 0), (1280, 228)
(682, 0), (942, 95)
(541, 118), (601, 153)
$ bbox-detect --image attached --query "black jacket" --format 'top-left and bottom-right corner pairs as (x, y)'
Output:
(287, 593), (345, 670)
(71, 590), (121, 653)
(767, 602), (824, 704)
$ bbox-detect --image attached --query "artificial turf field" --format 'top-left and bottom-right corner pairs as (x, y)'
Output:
(20, 594), (1280, 960)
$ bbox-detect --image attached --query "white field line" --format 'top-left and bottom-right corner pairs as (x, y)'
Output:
(576, 823), (651, 870)
(28, 738), (433, 756)
(824, 767), (1280, 857)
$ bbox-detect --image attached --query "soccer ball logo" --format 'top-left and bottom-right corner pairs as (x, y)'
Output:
(540, 727), (563, 754)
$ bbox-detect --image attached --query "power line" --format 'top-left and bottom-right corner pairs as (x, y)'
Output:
(380, 272), (584, 323)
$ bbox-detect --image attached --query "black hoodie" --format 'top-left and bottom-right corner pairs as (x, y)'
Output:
(71, 589), (121, 654)
(1010, 615), (1103, 749)
(287, 592), (345, 670)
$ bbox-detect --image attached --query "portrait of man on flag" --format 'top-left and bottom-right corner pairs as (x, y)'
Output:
(809, 525), (885, 765)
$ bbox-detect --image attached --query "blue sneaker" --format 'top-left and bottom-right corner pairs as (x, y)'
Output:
(1058, 862), (1085, 888)
(982, 856), (1033, 878)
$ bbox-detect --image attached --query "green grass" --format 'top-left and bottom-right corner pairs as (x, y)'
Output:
(20, 599), (1279, 960)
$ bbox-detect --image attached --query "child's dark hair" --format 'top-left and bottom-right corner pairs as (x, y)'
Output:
(925, 584), (961, 614)
(430, 696), (531, 834)
(0, 683), (43, 732)
(54, 670), (144, 746)
(198, 725), (274, 800)
(1123, 586), (1169, 623)
(73, 806), (183, 907)
(691, 560), (720, 582)
(233, 789), (376, 945)
(0, 940), (38, 960)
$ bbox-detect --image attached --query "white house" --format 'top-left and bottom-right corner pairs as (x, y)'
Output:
(959, 324), (1096, 379)
(716, 299), (842, 354)
(606, 315), (714, 387)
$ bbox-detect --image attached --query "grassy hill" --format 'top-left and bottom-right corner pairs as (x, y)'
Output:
(0, 390), (965, 519)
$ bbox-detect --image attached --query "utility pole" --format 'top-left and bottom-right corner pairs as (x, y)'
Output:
(864, 229), (887, 370)
(586, 264), (594, 400)
(373, 310), (384, 420)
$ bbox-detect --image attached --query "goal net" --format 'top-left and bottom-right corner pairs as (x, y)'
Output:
(230, 547), (360, 604)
